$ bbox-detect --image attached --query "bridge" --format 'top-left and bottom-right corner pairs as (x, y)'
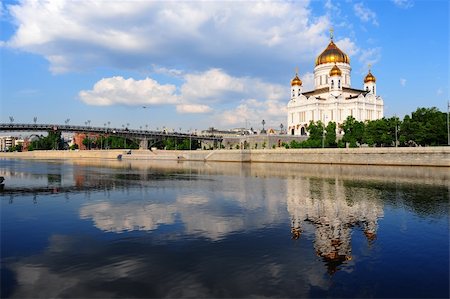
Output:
(0, 123), (223, 148)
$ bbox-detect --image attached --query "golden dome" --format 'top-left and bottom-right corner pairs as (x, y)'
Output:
(291, 74), (302, 86)
(364, 70), (376, 83)
(329, 64), (342, 77)
(315, 40), (350, 66)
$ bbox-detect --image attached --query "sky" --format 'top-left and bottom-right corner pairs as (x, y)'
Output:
(1, 0), (449, 132)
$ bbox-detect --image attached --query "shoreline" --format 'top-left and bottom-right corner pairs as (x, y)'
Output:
(1, 147), (449, 167)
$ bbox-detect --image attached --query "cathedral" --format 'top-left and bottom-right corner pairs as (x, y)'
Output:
(287, 31), (384, 136)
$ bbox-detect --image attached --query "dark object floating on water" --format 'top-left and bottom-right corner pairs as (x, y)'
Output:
(117, 154), (122, 160)
(0, 176), (4, 191)
(0, 176), (4, 184)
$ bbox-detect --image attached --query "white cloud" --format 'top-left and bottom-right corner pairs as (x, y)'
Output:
(4, 1), (330, 75)
(151, 65), (184, 77)
(218, 98), (287, 128)
(301, 72), (315, 91)
(176, 104), (213, 114)
(358, 47), (382, 70)
(79, 69), (287, 117)
(392, 0), (414, 9)
(79, 76), (178, 106)
(353, 2), (379, 26)
(181, 69), (245, 102)
(400, 78), (407, 87)
(436, 88), (443, 96)
(336, 38), (360, 57)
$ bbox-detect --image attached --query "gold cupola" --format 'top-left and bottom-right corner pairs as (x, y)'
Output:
(291, 73), (302, 86)
(329, 64), (342, 77)
(315, 29), (350, 66)
(364, 69), (376, 83)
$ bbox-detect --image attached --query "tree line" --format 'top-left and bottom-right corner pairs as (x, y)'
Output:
(25, 133), (201, 151)
(287, 107), (448, 148)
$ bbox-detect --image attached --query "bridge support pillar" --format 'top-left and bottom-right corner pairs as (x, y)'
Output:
(139, 138), (149, 150)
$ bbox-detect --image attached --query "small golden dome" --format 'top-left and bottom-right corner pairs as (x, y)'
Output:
(329, 64), (342, 77)
(364, 70), (376, 83)
(315, 40), (350, 66)
(291, 74), (302, 86)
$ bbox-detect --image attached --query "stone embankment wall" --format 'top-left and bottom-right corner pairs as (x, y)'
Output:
(1, 147), (449, 167)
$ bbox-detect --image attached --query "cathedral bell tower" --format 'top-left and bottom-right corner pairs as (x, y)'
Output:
(364, 66), (377, 95)
(291, 68), (303, 99)
(329, 63), (342, 94)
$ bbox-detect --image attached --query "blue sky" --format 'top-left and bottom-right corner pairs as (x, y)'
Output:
(1, 0), (448, 132)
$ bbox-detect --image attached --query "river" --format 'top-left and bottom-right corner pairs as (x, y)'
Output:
(1, 159), (449, 298)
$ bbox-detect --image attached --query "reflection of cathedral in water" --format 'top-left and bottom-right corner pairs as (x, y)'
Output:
(287, 177), (383, 274)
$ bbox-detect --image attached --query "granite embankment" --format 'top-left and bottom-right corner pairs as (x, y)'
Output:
(1, 147), (449, 167)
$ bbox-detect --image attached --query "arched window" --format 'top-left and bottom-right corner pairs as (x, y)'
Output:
(373, 86), (375, 93)
(300, 127), (306, 136)
(331, 80), (334, 88)
(338, 80), (341, 88)
(291, 129), (295, 135)
(366, 86), (369, 91)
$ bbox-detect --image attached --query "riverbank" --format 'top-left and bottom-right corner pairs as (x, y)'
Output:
(1, 147), (449, 167)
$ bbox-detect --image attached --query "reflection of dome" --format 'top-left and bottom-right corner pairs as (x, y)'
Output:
(291, 74), (302, 86)
(364, 70), (376, 83)
(291, 226), (301, 240)
(315, 41), (350, 66)
(364, 230), (377, 242)
(329, 64), (342, 77)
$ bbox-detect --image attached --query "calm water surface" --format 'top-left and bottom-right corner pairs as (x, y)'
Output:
(1, 159), (449, 298)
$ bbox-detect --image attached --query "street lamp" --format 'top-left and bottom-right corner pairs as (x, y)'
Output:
(322, 127), (325, 148)
(9, 116), (14, 123)
(188, 129), (192, 150)
(261, 119), (266, 134)
(33, 117), (37, 124)
(280, 123), (284, 134)
(395, 115), (398, 147)
(322, 116), (328, 148)
(447, 100), (450, 146)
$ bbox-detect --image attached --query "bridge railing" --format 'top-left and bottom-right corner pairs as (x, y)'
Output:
(0, 123), (222, 141)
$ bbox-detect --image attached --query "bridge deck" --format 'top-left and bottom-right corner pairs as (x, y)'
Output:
(0, 123), (222, 142)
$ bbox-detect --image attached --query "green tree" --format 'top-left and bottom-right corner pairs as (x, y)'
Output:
(299, 120), (323, 148)
(325, 121), (337, 147)
(29, 131), (63, 150)
(341, 116), (364, 147)
(364, 118), (392, 147)
(400, 107), (447, 146)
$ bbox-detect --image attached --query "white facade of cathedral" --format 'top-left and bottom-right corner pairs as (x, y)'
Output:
(287, 34), (384, 136)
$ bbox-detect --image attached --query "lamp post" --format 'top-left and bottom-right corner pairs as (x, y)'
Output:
(9, 116), (14, 124)
(280, 123), (284, 135)
(33, 117), (37, 124)
(261, 119), (266, 134)
(395, 115), (398, 147)
(122, 124), (126, 148)
(447, 100), (449, 146)
(322, 127), (325, 148)
(322, 115), (328, 148)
